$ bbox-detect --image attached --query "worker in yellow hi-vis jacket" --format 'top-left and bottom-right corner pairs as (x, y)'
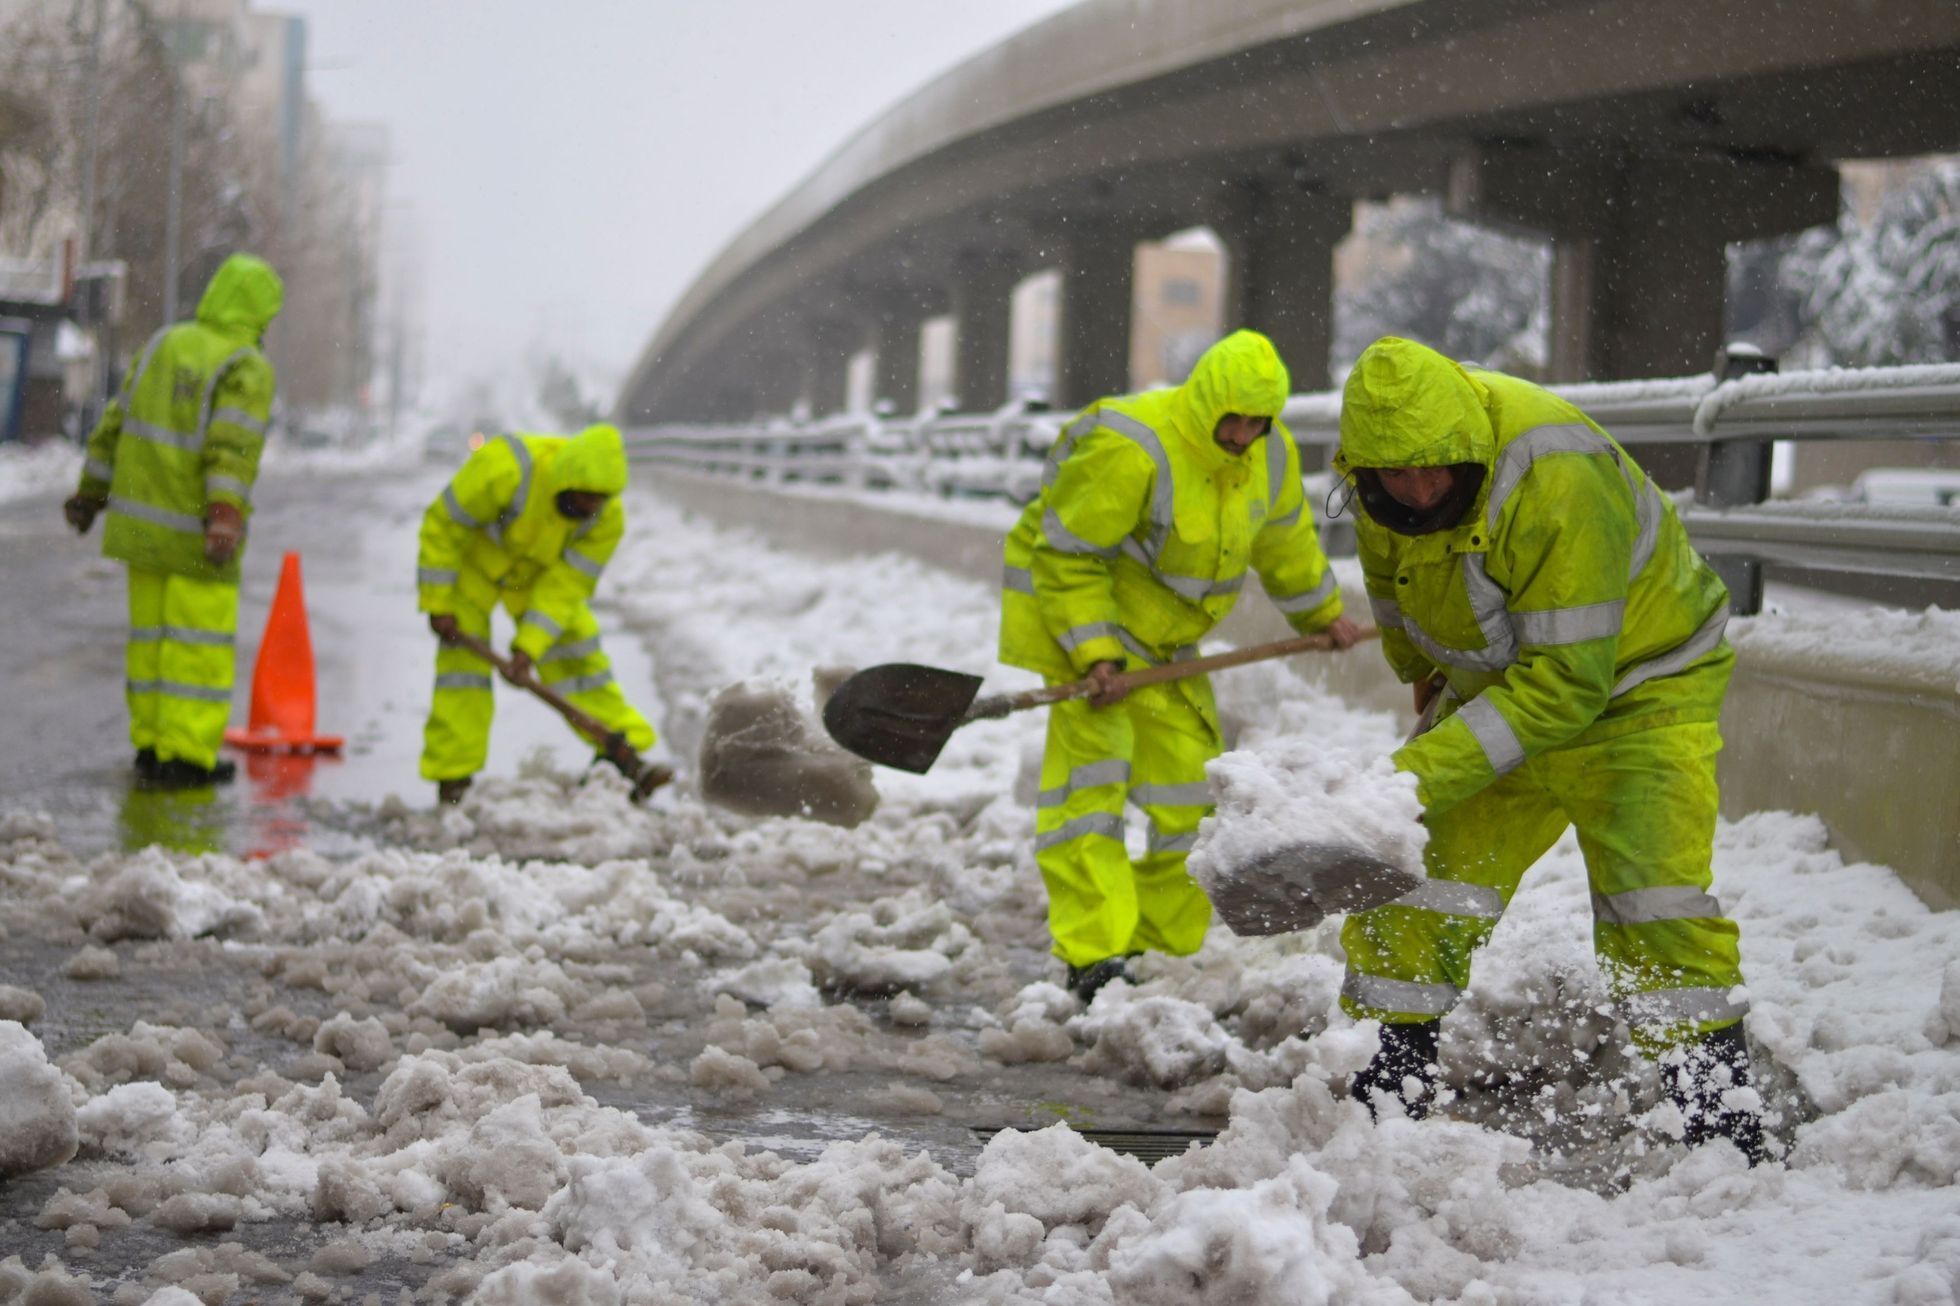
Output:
(1333, 335), (1765, 1162)
(64, 253), (283, 789)
(415, 422), (655, 805)
(998, 330), (1363, 1001)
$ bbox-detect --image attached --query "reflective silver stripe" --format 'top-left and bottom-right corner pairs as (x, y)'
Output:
(1057, 622), (1122, 653)
(1042, 409), (1101, 493)
(1130, 781), (1210, 808)
(1118, 536), (1241, 602)
(84, 458), (115, 482)
(1146, 827), (1198, 856)
(1271, 571), (1339, 615)
(418, 567), (460, 586)
(549, 670), (615, 695)
(1630, 483), (1665, 580)
(195, 347), (255, 447)
(1043, 506), (1119, 559)
(108, 495), (203, 535)
(1099, 409), (1175, 538)
(1456, 697), (1525, 775)
(542, 636), (603, 663)
(1391, 879), (1505, 920)
(1459, 553), (1518, 667)
(1037, 759), (1132, 808)
(209, 406), (267, 435)
(206, 474), (252, 504)
(1593, 885), (1725, 926)
(1264, 503), (1302, 531)
(1265, 428), (1288, 510)
(1369, 595), (1405, 629)
(1112, 628), (1200, 668)
(1485, 424), (1610, 528)
(498, 435), (533, 530)
(128, 625), (231, 648)
(563, 549), (604, 580)
(1397, 607), (1514, 673)
(442, 484), (484, 529)
(1003, 564), (1034, 594)
(1612, 605), (1729, 699)
(1342, 970), (1461, 1017)
(1036, 811), (1126, 850)
(434, 672), (493, 691)
(124, 417), (201, 452)
(520, 610), (564, 639)
(1619, 987), (1748, 1027)
(125, 328), (170, 398)
(126, 678), (230, 703)
(1513, 600), (1624, 646)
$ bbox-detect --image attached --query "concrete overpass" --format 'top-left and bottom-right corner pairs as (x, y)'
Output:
(618, 0), (1960, 428)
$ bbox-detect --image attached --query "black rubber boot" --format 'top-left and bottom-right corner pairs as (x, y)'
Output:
(1065, 957), (1133, 1002)
(1351, 1020), (1442, 1119)
(437, 777), (473, 807)
(134, 748), (159, 780)
(147, 757), (236, 788)
(1664, 1023), (1768, 1165)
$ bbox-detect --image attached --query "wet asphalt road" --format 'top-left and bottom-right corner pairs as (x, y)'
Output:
(0, 465), (659, 857)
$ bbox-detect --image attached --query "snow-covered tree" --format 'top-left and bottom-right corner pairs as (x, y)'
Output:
(1333, 198), (1550, 376)
(1780, 160), (1960, 367)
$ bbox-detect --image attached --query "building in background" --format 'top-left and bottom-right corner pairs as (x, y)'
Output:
(0, 0), (398, 443)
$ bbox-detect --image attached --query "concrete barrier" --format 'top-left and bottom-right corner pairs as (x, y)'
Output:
(655, 473), (1958, 909)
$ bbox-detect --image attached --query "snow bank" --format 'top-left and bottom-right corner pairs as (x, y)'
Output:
(0, 438), (82, 505)
(0, 1021), (78, 1177)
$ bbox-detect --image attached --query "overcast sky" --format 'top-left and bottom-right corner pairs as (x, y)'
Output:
(287, 0), (1080, 411)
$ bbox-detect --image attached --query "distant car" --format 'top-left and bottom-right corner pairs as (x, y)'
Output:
(1849, 468), (1960, 508)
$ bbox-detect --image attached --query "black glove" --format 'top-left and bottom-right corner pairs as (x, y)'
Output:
(63, 494), (104, 534)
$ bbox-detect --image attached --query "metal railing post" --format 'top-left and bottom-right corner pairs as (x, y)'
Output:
(1697, 344), (1778, 614)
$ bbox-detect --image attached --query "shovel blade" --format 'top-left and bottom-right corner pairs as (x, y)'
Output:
(1208, 841), (1424, 937)
(820, 662), (985, 773)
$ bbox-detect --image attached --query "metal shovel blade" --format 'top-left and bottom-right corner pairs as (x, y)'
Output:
(820, 663), (986, 773)
(1207, 841), (1424, 937)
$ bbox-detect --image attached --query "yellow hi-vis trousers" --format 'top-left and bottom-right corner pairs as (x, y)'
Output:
(1340, 715), (1748, 1056)
(420, 595), (656, 782)
(1035, 678), (1219, 967)
(126, 566), (237, 771)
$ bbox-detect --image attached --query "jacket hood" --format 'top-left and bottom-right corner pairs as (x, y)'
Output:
(196, 253), (283, 338)
(1169, 329), (1290, 459)
(552, 423), (629, 496)
(1334, 337), (1495, 474)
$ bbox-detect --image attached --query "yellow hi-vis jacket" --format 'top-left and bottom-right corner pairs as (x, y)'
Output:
(1335, 337), (1733, 815)
(1000, 330), (1344, 681)
(77, 253), (283, 583)
(416, 423), (631, 659)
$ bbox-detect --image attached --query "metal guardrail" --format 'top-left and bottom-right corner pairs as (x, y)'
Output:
(623, 358), (1960, 612)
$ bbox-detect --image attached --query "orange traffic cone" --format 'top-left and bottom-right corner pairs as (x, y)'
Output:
(224, 551), (344, 754)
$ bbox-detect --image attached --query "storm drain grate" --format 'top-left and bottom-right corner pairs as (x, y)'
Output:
(971, 1126), (1217, 1166)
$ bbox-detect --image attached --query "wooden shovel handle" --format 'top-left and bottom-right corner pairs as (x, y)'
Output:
(448, 631), (618, 748)
(965, 626), (1379, 721)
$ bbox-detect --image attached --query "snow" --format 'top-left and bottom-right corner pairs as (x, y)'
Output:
(0, 438), (83, 505)
(1729, 604), (1960, 692)
(0, 474), (1955, 1300)
(0, 1021), (78, 1178)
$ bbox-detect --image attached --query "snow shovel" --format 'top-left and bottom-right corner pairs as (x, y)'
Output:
(448, 631), (673, 802)
(822, 627), (1379, 775)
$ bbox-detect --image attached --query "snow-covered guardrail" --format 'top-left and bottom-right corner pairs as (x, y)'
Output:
(623, 359), (1960, 611)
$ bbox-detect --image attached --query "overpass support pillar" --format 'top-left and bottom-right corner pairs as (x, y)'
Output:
(1450, 144), (1837, 485)
(1220, 194), (1352, 396)
(952, 253), (1019, 412)
(873, 312), (924, 417)
(806, 316), (864, 419)
(1055, 227), (1140, 408)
